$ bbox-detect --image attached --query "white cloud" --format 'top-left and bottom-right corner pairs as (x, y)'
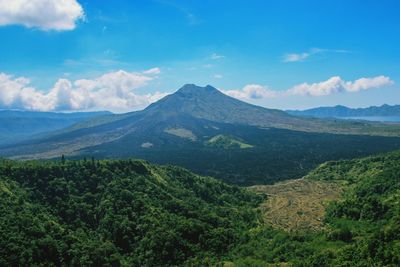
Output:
(0, 0), (84, 31)
(143, 67), (161, 75)
(223, 76), (393, 101)
(287, 76), (345, 96)
(283, 48), (350, 63)
(283, 52), (310, 62)
(0, 70), (167, 112)
(344, 76), (393, 92)
(223, 84), (277, 100)
(287, 76), (393, 96)
(211, 53), (225, 60)
(213, 74), (223, 79)
(0, 71), (393, 112)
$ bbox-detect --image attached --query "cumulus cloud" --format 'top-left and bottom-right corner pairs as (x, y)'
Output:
(223, 84), (277, 100)
(223, 76), (393, 101)
(0, 70), (167, 112)
(287, 76), (393, 96)
(0, 0), (84, 31)
(344, 76), (393, 92)
(0, 71), (393, 112)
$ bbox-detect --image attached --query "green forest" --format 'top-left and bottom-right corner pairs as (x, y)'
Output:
(1, 151), (400, 266)
(0, 158), (262, 266)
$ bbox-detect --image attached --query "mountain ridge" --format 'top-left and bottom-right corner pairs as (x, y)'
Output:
(287, 104), (400, 118)
(0, 110), (112, 146)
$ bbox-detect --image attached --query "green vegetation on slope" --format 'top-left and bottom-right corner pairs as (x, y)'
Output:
(224, 151), (400, 266)
(205, 134), (253, 149)
(0, 159), (261, 266)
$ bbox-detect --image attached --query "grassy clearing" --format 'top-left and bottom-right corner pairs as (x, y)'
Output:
(249, 179), (342, 232)
(205, 134), (253, 149)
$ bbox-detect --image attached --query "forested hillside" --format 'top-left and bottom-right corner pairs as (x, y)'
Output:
(0, 158), (261, 266)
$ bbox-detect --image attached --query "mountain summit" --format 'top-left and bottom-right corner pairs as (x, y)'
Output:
(176, 83), (218, 94)
(144, 84), (224, 113)
(145, 84), (301, 129)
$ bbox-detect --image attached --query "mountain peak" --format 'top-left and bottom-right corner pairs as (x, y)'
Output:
(176, 84), (218, 95)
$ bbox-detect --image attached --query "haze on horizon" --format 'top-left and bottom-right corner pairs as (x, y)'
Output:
(0, 0), (399, 113)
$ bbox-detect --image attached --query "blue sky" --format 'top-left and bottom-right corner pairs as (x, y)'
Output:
(0, 0), (399, 112)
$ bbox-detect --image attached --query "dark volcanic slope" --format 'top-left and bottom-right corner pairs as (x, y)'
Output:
(85, 122), (400, 185)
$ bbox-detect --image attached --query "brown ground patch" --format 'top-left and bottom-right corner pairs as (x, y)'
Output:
(249, 179), (342, 232)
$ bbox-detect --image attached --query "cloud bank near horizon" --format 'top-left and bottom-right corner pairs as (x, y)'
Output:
(0, 69), (166, 112)
(223, 76), (393, 101)
(0, 70), (394, 112)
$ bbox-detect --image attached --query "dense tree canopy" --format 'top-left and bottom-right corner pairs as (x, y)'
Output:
(0, 158), (261, 266)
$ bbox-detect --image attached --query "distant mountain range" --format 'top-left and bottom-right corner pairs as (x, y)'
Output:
(287, 104), (400, 120)
(0, 110), (112, 145)
(1, 84), (400, 185)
